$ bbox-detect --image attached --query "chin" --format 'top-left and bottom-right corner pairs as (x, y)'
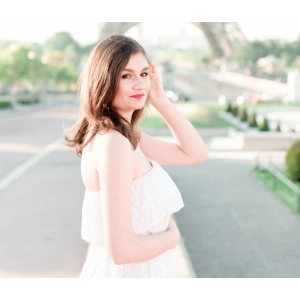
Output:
(133, 101), (145, 109)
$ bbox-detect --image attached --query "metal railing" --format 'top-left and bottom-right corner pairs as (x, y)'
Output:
(255, 156), (300, 212)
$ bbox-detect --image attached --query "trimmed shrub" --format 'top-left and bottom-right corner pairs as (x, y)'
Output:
(274, 122), (281, 131)
(232, 106), (239, 117)
(18, 99), (31, 105)
(238, 106), (248, 121)
(17, 98), (39, 105)
(248, 112), (258, 127)
(0, 101), (12, 109)
(285, 140), (300, 182)
(259, 117), (270, 131)
(225, 102), (233, 113)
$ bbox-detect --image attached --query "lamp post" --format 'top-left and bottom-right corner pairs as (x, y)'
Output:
(40, 55), (48, 94)
(50, 58), (58, 104)
(8, 43), (17, 108)
(27, 51), (36, 102)
(52, 58), (58, 94)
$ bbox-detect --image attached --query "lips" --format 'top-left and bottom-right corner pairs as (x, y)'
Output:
(130, 94), (144, 99)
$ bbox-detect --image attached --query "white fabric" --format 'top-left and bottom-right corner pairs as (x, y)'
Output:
(79, 159), (184, 278)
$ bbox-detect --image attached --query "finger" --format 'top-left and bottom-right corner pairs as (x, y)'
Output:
(149, 62), (156, 73)
(152, 62), (157, 73)
(149, 62), (153, 73)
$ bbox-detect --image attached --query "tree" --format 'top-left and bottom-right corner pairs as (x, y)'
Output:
(43, 32), (80, 54)
(0, 31), (101, 93)
(233, 38), (300, 68)
(0, 44), (44, 89)
(233, 40), (268, 63)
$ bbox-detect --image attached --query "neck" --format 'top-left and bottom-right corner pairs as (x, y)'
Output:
(117, 109), (133, 124)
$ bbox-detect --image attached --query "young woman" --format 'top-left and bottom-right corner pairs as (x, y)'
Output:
(64, 35), (209, 278)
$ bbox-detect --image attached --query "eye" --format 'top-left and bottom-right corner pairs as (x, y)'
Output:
(122, 73), (149, 79)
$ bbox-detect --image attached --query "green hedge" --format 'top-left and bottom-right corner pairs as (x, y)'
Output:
(17, 98), (39, 105)
(0, 101), (12, 109)
(286, 140), (300, 182)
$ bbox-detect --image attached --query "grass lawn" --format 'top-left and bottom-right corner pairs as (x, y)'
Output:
(137, 102), (240, 130)
(252, 167), (300, 217)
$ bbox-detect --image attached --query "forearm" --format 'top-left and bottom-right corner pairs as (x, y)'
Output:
(125, 229), (178, 264)
(152, 96), (209, 161)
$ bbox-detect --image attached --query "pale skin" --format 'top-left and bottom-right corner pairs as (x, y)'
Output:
(81, 52), (209, 265)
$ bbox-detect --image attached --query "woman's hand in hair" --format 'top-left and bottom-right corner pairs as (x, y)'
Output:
(148, 62), (167, 105)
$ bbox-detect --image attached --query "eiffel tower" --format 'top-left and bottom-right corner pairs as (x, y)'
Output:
(98, 22), (247, 58)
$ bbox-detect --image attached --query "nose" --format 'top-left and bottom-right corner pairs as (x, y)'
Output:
(133, 75), (146, 90)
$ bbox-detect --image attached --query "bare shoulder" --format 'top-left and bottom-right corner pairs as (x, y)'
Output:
(93, 129), (132, 153)
(93, 129), (134, 172)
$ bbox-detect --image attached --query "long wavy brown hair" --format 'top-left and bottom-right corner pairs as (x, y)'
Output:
(63, 34), (151, 158)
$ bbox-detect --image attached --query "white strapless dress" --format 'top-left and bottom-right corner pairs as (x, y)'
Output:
(79, 159), (184, 278)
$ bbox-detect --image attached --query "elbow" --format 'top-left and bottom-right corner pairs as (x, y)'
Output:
(110, 249), (131, 266)
(196, 150), (209, 164)
(112, 256), (125, 266)
(111, 255), (128, 266)
(107, 237), (134, 265)
(205, 150), (209, 160)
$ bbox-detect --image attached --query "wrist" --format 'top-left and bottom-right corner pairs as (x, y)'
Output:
(169, 228), (180, 249)
(150, 95), (171, 110)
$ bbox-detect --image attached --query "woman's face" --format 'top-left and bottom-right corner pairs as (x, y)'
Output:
(113, 52), (150, 119)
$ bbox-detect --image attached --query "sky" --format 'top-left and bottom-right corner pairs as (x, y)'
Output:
(1, 22), (300, 46)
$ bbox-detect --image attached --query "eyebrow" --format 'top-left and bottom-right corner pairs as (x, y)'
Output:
(122, 66), (150, 72)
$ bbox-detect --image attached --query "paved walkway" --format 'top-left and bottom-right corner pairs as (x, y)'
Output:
(1, 104), (300, 278)
(0, 106), (86, 277)
(164, 159), (300, 277)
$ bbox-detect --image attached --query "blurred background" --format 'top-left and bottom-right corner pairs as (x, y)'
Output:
(1, 22), (300, 278)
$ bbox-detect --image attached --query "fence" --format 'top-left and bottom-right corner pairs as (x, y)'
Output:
(255, 156), (300, 212)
